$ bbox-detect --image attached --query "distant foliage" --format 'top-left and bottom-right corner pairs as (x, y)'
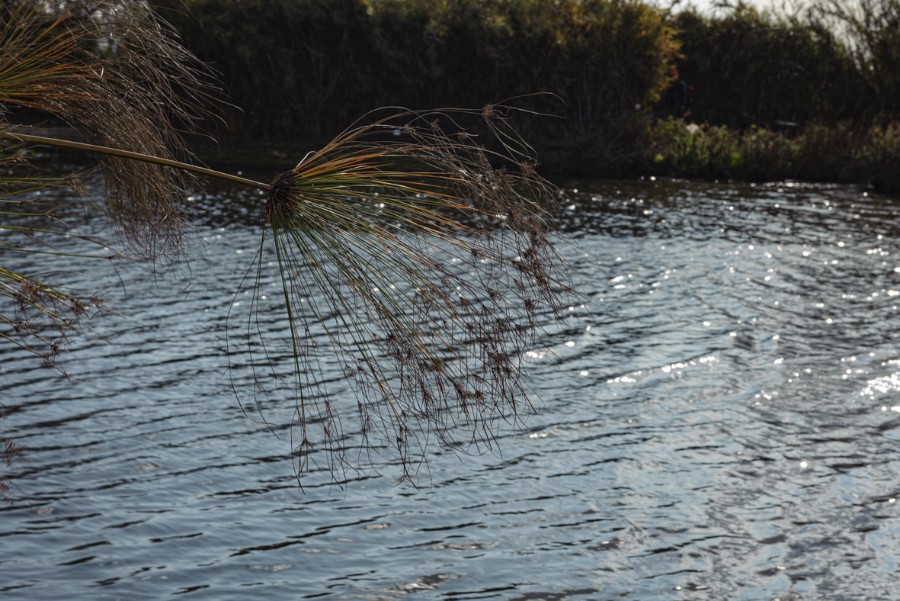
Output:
(806, 0), (900, 121)
(148, 0), (900, 188)
(670, 6), (862, 127)
(152, 0), (677, 171)
(648, 117), (900, 191)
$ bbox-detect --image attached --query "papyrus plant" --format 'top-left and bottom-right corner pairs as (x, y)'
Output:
(1, 0), (214, 365)
(1, 1), (570, 483)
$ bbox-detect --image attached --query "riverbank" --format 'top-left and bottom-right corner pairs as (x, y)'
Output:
(645, 119), (900, 194)
(193, 117), (900, 195)
(15, 119), (900, 196)
(155, 0), (899, 194)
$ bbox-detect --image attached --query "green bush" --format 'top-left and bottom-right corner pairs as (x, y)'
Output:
(647, 118), (900, 193)
(857, 123), (900, 191)
(669, 5), (862, 127)
(153, 0), (678, 169)
(806, 0), (900, 121)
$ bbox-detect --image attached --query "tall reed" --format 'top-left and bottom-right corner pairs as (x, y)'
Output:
(232, 104), (570, 480)
(1, 0), (210, 365)
(2, 1), (572, 484)
(806, 0), (900, 121)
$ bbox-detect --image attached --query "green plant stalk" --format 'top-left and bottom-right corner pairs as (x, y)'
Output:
(1, 131), (272, 192)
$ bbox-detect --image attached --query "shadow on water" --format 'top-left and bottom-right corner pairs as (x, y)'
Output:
(1, 178), (898, 599)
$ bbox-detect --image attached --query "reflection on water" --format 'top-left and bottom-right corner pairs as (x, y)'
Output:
(1, 179), (898, 600)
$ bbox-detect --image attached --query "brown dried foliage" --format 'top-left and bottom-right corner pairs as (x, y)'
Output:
(2, 2), (572, 488)
(1, 0), (216, 260)
(234, 104), (572, 484)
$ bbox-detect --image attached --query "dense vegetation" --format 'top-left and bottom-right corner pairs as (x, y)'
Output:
(154, 0), (676, 176)
(151, 0), (900, 191)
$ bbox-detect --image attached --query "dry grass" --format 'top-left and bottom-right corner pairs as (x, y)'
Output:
(1, 0), (215, 364)
(1, 0), (216, 261)
(2, 2), (573, 487)
(234, 104), (572, 483)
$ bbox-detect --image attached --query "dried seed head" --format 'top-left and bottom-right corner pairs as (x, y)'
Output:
(231, 103), (574, 485)
(266, 170), (299, 226)
(2, 1), (218, 261)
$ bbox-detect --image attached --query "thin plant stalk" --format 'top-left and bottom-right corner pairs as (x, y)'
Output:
(0, 132), (271, 192)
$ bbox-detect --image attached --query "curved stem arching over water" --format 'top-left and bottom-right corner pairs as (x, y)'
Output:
(4, 100), (572, 485)
(1, 131), (272, 192)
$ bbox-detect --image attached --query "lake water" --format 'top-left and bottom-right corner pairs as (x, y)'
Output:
(2, 178), (899, 600)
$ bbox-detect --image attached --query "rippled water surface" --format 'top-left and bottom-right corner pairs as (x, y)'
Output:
(2, 179), (899, 600)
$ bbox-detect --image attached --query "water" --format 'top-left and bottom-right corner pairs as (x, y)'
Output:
(2, 179), (899, 600)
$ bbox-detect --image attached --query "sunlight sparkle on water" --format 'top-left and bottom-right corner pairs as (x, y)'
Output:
(608, 375), (638, 384)
(861, 372), (900, 400)
(8, 179), (900, 600)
